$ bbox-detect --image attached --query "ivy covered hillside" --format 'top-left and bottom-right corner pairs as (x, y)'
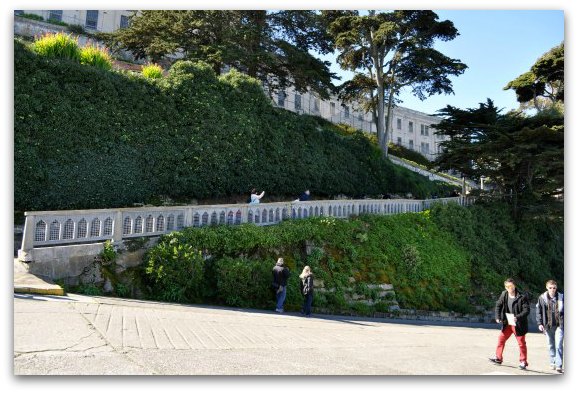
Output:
(15, 37), (454, 212)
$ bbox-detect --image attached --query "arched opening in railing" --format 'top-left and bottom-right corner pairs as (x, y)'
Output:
(156, 215), (165, 232)
(49, 220), (60, 241)
(63, 219), (74, 240)
(104, 217), (113, 236)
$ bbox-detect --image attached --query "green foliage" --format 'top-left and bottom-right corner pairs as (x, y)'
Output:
(388, 142), (431, 167)
(135, 203), (562, 314)
(103, 10), (336, 98)
(214, 257), (273, 308)
(433, 99), (563, 218)
(142, 63), (163, 79)
(504, 42), (564, 109)
(326, 10), (467, 154)
(15, 40), (451, 211)
(143, 236), (205, 303)
(19, 13), (44, 21)
(101, 240), (117, 262)
(76, 283), (103, 296)
(67, 24), (87, 35)
(30, 32), (81, 61)
(79, 45), (113, 70)
(429, 201), (563, 303)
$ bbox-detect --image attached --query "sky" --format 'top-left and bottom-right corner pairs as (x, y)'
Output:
(2, 0), (574, 392)
(321, 9), (565, 115)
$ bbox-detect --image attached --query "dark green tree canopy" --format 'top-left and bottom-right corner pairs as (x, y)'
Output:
(325, 10), (467, 156)
(504, 42), (564, 111)
(433, 99), (563, 218)
(102, 10), (338, 98)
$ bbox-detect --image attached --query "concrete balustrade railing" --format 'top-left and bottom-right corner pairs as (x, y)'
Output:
(19, 197), (468, 261)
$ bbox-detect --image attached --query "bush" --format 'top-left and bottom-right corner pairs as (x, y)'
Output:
(30, 32), (80, 61)
(142, 63), (163, 79)
(143, 235), (205, 303)
(79, 45), (113, 70)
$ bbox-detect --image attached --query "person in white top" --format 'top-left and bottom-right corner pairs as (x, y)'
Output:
(250, 188), (265, 204)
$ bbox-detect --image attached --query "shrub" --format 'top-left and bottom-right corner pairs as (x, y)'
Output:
(67, 24), (86, 35)
(143, 236), (205, 303)
(142, 63), (163, 79)
(31, 32), (80, 61)
(19, 13), (44, 21)
(79, 44), (113, 70)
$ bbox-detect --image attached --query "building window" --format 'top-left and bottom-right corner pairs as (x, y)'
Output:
(397, 118), (402, 130)
(277, 91), (286, 107)
(344, 105), (350, 118)
(49, 10), (63, 22)
(313, 97), (320, 112)
(330, 102), (336, 115)
(120, 15), (130, 28)
(421, 142), (430, 154)
(421, 124), (429, 136)
(409, 121), (413, 133)
(397, 137), (402, 145)
(85, 10), (99, 30)
(409, 140), (414, 150)
(295, 94), (302, 110)
(358, 114), (364, 122)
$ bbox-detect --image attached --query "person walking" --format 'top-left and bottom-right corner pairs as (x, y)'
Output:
(536, 279), (564, 373)
(488, 278), (530, 370)
(249, 188), (265, 204)
(272, 257), (290, 313)
(299, 266), (314, 317)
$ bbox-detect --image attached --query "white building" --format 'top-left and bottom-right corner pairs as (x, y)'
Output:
(272, 85), (445, 160)
(15, 10), (448, 160)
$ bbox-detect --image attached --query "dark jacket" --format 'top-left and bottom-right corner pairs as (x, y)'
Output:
(298, 192), (310, 201)
(495, 289), (530, 336)
(300, 275), (314, 296)
(272, 263), (289, 287)
(536, 291), (564, 329)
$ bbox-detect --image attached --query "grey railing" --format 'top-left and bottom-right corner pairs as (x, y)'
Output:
(19, 197), (468, 259)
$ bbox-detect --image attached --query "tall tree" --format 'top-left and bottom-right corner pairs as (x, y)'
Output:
(504, 42), (564, 112)
(433, 99), (563, 218)
(101, 10), (337, 98)
(326, 10), (467, 157)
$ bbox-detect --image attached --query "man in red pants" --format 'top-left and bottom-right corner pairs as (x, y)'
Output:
(488, 278), (530, 370)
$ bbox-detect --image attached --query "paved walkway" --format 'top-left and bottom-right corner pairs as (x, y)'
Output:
(13, 292), (562, 376)
(14, 258), (64, 296)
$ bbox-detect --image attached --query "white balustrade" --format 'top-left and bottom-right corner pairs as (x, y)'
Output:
(20, 197), (467, 252)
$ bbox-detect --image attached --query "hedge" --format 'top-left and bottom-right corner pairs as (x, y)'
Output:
(15, 38), (456, 212)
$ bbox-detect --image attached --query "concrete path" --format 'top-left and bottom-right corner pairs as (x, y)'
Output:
(13, 293), (563, 376)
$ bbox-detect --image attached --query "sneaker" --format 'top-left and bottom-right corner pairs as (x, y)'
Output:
(519, 362), (528, 370)
(275, 308), (283, 313)
(556, 367), (563, 374)
(488, 356), (502, 365)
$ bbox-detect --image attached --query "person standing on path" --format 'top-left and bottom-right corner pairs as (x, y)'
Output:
(488, 278), (530, 370)
(249, 188), (265, 204)
(299, 266), (314, 317)
(272, 257), (290, 313)
(536, 279), (564, 373)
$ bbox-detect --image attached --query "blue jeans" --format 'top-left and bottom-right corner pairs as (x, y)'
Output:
(544, 326), (564, 368)
(276, 286), (287, 311)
